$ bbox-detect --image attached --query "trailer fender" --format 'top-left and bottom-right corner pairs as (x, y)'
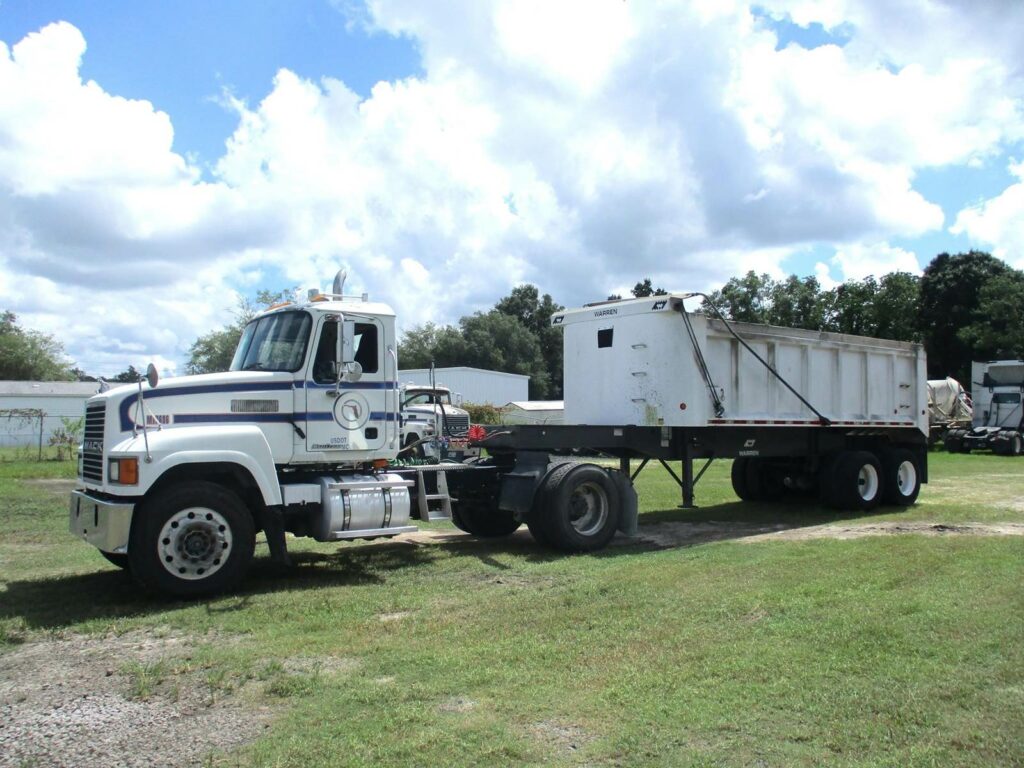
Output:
(497, 451), (552, 518)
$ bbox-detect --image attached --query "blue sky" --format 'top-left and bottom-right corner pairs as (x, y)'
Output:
(0, 0), (422, 167)
(0, 0), (1022, 375)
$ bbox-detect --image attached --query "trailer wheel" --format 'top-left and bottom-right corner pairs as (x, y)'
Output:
(824, 450), (884, 511)
(128, 481), (255, 598)
(880, 448), (921, 506)
(100, 551), (129, 569)
(538, 464), (620, 552)
(526, 463), (574, 547)
(745, 459), (785, 501)
(451, 500), (521, 537)
(731, 458), (752, 500)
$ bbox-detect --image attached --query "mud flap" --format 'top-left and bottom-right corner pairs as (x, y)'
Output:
(609, 469), (638, 537)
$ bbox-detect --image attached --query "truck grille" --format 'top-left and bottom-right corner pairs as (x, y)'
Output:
(82, 403), (105, 482)
(443, 414), (469, 433)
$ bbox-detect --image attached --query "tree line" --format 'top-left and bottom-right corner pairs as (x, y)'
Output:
(3, 251), (1020, 392)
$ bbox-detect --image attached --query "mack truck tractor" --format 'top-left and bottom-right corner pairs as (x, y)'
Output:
(70, 274), (929, 597)
(399, 383), (472, 460)
(944, 360), (1024, 455)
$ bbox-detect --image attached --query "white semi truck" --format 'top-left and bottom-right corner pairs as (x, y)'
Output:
(70, 281), (929, 596)
(399, 384), (471, 459)
(944, 360), (1024, 455)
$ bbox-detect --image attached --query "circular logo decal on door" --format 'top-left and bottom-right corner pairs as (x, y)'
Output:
(333, 392), (371, 430)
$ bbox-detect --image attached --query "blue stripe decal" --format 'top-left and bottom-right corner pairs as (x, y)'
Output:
(118, 379), (398, 431)
(129, 411), (400, 428)
(303, 381), (398, 390)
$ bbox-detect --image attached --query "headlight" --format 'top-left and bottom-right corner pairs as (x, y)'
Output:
(108, 457), (139, 485)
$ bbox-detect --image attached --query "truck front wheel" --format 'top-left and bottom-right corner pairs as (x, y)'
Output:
(534, 463), (620, 552)
(128, 481), (255, 598)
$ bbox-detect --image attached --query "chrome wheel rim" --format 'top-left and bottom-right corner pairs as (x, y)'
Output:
(157, 506), (232, 580)
(856, 464), (880, 501)
(895, 460), (917, 497)
(568, 481), (609, 536)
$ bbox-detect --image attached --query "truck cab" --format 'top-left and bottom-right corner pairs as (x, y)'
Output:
(69, 277), (418, 596)
(945, 360), (1024, 455)
(399, 384), (471, 459)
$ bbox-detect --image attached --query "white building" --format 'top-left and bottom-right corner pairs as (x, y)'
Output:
(502, 401), (565, 425)
(397, 366), (529, 406)
(0, 381), (100, 448)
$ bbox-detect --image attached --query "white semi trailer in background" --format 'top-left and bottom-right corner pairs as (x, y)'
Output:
(70, 281), (928, 597)
(944, 360), (1024, 455)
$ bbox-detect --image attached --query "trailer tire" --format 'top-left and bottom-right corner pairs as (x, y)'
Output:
(824, 450), (884, 511)
(731, 458), (752, 500)
(100, 551), (129, 569)
(744, 459), (785, 502)
(526, 463), (574, 547)
(451, 500), (521, 537)
(880, 448), (921, 506)
(128, 481), (255, 598)
(539, 464), (620, 552)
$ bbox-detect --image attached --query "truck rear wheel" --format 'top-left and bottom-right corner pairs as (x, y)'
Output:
(823, 450), (883, 511)
(534, 463), (620, 552)
(128, 481), (255, 598)
(880, 448), (921, 506)
(451, 500), (521, 537)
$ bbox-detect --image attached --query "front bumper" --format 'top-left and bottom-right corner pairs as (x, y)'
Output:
(69, 490), (135, 554)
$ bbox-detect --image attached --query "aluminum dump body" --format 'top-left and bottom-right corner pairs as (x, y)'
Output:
(556, 295), (928, 435)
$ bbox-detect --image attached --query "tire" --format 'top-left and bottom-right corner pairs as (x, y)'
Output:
(451, 500), (521, 537)
(942, 433), (960, 454)
(536, 464), (620, 552)
(128, 481), (255, 598)
(100, 551), (129, 569)
(1011, 433), (1023, 456)
(526, 464), (573, 547)
(823, 450), (884, 511)
(880, 447), (921, 506)
(731, 458), (752, 500)
(744, 458), (785, 501)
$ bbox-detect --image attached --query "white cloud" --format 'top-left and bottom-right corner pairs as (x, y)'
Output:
(951, 159), (1024, 267)
(826, 242), (922, 282)
(1, 3), (1023, 375)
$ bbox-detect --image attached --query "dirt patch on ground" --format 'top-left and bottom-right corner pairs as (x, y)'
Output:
(387, 519), (1024, 552)
(743, 521), (1024, 542)
(0, 630), (272, 768)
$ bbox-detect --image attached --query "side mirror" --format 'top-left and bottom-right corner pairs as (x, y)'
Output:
(341, 320), (356, 365)
(145, 363), (159, 389)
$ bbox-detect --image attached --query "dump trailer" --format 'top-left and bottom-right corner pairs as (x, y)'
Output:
(944, 360), (1024, 455)
(69, 282), (928, 597)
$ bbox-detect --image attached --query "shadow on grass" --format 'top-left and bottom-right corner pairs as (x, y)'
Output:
(1, 497), (893, 631)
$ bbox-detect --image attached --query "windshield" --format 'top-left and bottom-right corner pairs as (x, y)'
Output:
(403, 390), (452, 407)
(230, 311), (312, 373)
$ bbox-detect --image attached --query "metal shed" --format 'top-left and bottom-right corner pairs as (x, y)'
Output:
(397, 366), (529, 406)
(0, 381), (99, 448)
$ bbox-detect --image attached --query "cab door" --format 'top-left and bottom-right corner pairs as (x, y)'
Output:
(304, 316), (388, 455)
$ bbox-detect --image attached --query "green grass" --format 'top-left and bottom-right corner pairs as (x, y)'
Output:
(1, 452), (1022, 766)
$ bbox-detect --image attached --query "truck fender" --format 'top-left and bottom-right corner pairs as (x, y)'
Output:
(110, 425), (283, 506)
